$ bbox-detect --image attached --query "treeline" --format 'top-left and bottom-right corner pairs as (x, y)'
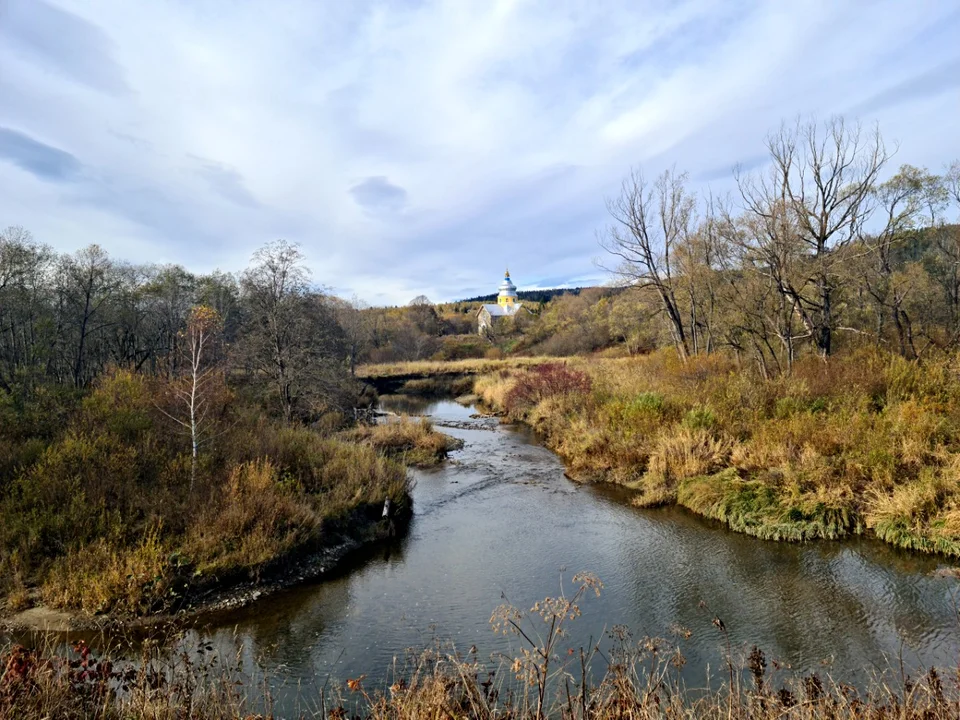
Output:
(7, 118), (959, 384)
(0, 236), (355, 419)
(458, 287), (587, 304)
(598, 118), (960, 375)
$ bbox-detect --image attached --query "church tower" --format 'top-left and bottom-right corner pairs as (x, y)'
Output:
(497, 269), (518, 308)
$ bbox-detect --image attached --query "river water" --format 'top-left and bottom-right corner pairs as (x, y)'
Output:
(11, 397), (960, 713)
(171, 397), (960, 707)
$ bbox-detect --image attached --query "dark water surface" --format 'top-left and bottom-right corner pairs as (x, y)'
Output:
(12, 397), (960, 713)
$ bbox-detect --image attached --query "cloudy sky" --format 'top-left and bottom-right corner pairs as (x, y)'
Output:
(1, 0), (959, 304)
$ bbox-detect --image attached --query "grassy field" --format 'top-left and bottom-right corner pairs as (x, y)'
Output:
(469, 349), (960, 556)
(0, 371), (456, 620)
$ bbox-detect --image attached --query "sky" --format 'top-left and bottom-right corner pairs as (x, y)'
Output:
(1, 0), (959, 305)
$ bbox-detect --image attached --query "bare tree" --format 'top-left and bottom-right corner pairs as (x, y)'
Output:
(196, 270), (242, 343)
(240, 240), (347, 421)
(601, 167), (695, 360)
(738, 117), (892, 356)
(945, 160), (960, 209)
(929, 161), (960, 335)
(717, 207), (803, 374)
(240, 240), (310, 421)
(676, 197), (726, 354)
(57, 244), (121, 386)
(327, 295), (371, 376)
(862, 165), (945, 356)
(0, 227), (54, 391)
(142, 265), (197, 374)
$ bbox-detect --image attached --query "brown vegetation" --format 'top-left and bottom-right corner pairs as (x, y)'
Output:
(339, 417), (463, 467)
(357, 356), (553, 380)
(475, 349), (960, 554)
(3, 573), (959, 719)
(0, 370), (411, 618)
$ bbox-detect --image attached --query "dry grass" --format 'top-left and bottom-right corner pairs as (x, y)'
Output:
(41, 527), (170, 616)
(473, 348), (960, 555)
(339, 417), (463, 467)
(866, 471), (960, 556)
(5, 572), (960, 719)
(648, 427), (732, 483)
(357, 356), (557, 379)
(183, 459), (322, 577)
(0, 370), (414, 617)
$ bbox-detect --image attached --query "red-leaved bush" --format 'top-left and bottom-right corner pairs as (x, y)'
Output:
(505, 363), (592, 414)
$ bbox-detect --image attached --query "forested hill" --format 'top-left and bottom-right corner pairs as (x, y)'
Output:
(458, 286), (592, 304)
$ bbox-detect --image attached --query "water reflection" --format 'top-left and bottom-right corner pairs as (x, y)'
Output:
(8, 397), (960, 715)
(202, 399), (958, 698)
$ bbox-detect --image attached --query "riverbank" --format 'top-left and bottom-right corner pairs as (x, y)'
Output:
(1, 511), (406, 634)
(4, 572), (958, 719)
(357, 356), (554, 396)
(7, 394), (960, 717)
(357, 356), (553, 380)
(0, 371), (458, 630)
(0, 516), (390, 634)
(465, 349), (960, 557)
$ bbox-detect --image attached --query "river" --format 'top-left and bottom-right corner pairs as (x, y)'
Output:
(10, 396), (960, 714)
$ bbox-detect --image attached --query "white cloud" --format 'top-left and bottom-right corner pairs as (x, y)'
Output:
(1, 0), (958, 303)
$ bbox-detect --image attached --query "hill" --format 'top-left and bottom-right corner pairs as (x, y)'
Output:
(457, 286), (591, 304)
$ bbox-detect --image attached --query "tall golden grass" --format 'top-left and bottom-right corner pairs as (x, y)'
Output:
(357, 356), (559, 380)
(0, 370), (413, 618)
(474, 348), (960, 554)
(339, 417), (463, 467)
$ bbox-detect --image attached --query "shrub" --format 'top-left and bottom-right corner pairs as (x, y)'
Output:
(682, 405), (718, 432)
(504, 363), (591, 415)
(433, 335), (487, 361)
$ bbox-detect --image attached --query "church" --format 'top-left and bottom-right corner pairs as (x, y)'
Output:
(477, 270), (529, 335)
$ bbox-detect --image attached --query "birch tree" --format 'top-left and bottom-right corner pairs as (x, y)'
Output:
(156, 305), (224, 489)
